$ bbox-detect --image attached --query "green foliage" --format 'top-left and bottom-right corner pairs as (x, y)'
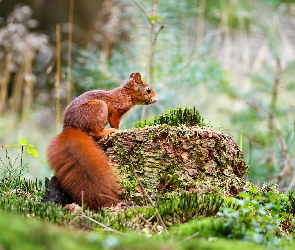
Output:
(3, 138), (38, 157)
(135, 107), (206, 128)
(0, 169), (295, 248)
(217, 183), (295, 247)
(0, 210), (104, 250)
(0, 210), (266, 250)
(169, 217), (227, 238)
(158, 193), (223, 225)
(0, 195), (72, 223)
(69, 45), (121, 93)
(0, 138), (38, 191)
(215, 9), (295, 186)
(0, 177), (43, 198)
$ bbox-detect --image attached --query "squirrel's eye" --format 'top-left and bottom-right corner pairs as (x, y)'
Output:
(146, 88), (151, 93)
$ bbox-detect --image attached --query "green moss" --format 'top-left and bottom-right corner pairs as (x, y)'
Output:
(1, 177), (294, 248)
(0, 194), (73, 223)
(0, 210), (100, 250)
(135, 107), (207, 128)
(1, 209), (267, 250)
(106, 124), (249, 204)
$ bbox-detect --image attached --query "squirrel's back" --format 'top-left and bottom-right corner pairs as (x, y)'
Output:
(47, 128), (119, 209)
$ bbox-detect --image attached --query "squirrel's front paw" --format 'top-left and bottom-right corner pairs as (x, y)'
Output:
(96, 128), (118, 136)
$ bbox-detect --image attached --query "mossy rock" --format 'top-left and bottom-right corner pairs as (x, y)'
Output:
(97, 124), (248, 205)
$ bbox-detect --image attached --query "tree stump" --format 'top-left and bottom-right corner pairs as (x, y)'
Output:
(42, 124), (248, 206)
(98, 124), (248, 203)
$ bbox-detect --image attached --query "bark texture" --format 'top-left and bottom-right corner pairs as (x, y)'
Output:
(98, 124), (248, 204)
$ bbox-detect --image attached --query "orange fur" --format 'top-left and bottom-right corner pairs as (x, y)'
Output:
(47, 128), (119, 210)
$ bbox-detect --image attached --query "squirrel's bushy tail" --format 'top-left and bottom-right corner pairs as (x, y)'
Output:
(46, 128), (119, 210)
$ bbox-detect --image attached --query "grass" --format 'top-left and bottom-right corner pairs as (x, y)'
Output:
(0, 155), (294, 249)
(0, 210), (101, 250)
(0, 210), (266, 250)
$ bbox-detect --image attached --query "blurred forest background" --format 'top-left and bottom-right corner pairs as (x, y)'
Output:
(0, 0), (294, 190)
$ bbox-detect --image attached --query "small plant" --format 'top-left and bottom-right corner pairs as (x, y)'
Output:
(157, 192), (223, 225)
(0, 138), (38, 191)
(135, 107), (206, 128)
(217, 184), (295, 246)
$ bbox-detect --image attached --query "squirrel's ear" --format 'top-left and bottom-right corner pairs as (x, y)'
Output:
(130, 72), (141, 82)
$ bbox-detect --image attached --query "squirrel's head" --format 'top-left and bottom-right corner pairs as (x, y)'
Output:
(124, 72), (157, 105)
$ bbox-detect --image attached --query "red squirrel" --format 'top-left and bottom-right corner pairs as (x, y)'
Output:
(47, 72), (157, 210)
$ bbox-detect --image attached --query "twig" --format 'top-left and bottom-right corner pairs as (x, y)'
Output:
(67, 0), (74, 104)
(80, 191), (158, 232)
(145, 0), (158, 85)
(11, 51), (25, 114)
(0, 55), (12, 115)
(81, 190), (84, 214)
(269, 57), (282, 127)
(281, 85), (295, 138)
(268, 56), (294, 188)
(55, 24), (61, 132)
(247, 98), (294, 187)
(287, 175), (295, 191)
(252, 40), (268, 73)
(80, 214), (128, 236)
(136, 0), (163, 120)
(146, 213), (156, 222)
(21, 45), (34, 121)
(154, 25), (164, 43)
(135, 212), (158, 233)
(196, 0), (206, 48)
(177, 232), (200, 244)
(134, 172), (167, 231)
(220, 0), (231, 70)
(131, 0), (150, 22)
(246, 45), (294, 189)
(155, 176), (172, 206)
(19, 145), (24, 177)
